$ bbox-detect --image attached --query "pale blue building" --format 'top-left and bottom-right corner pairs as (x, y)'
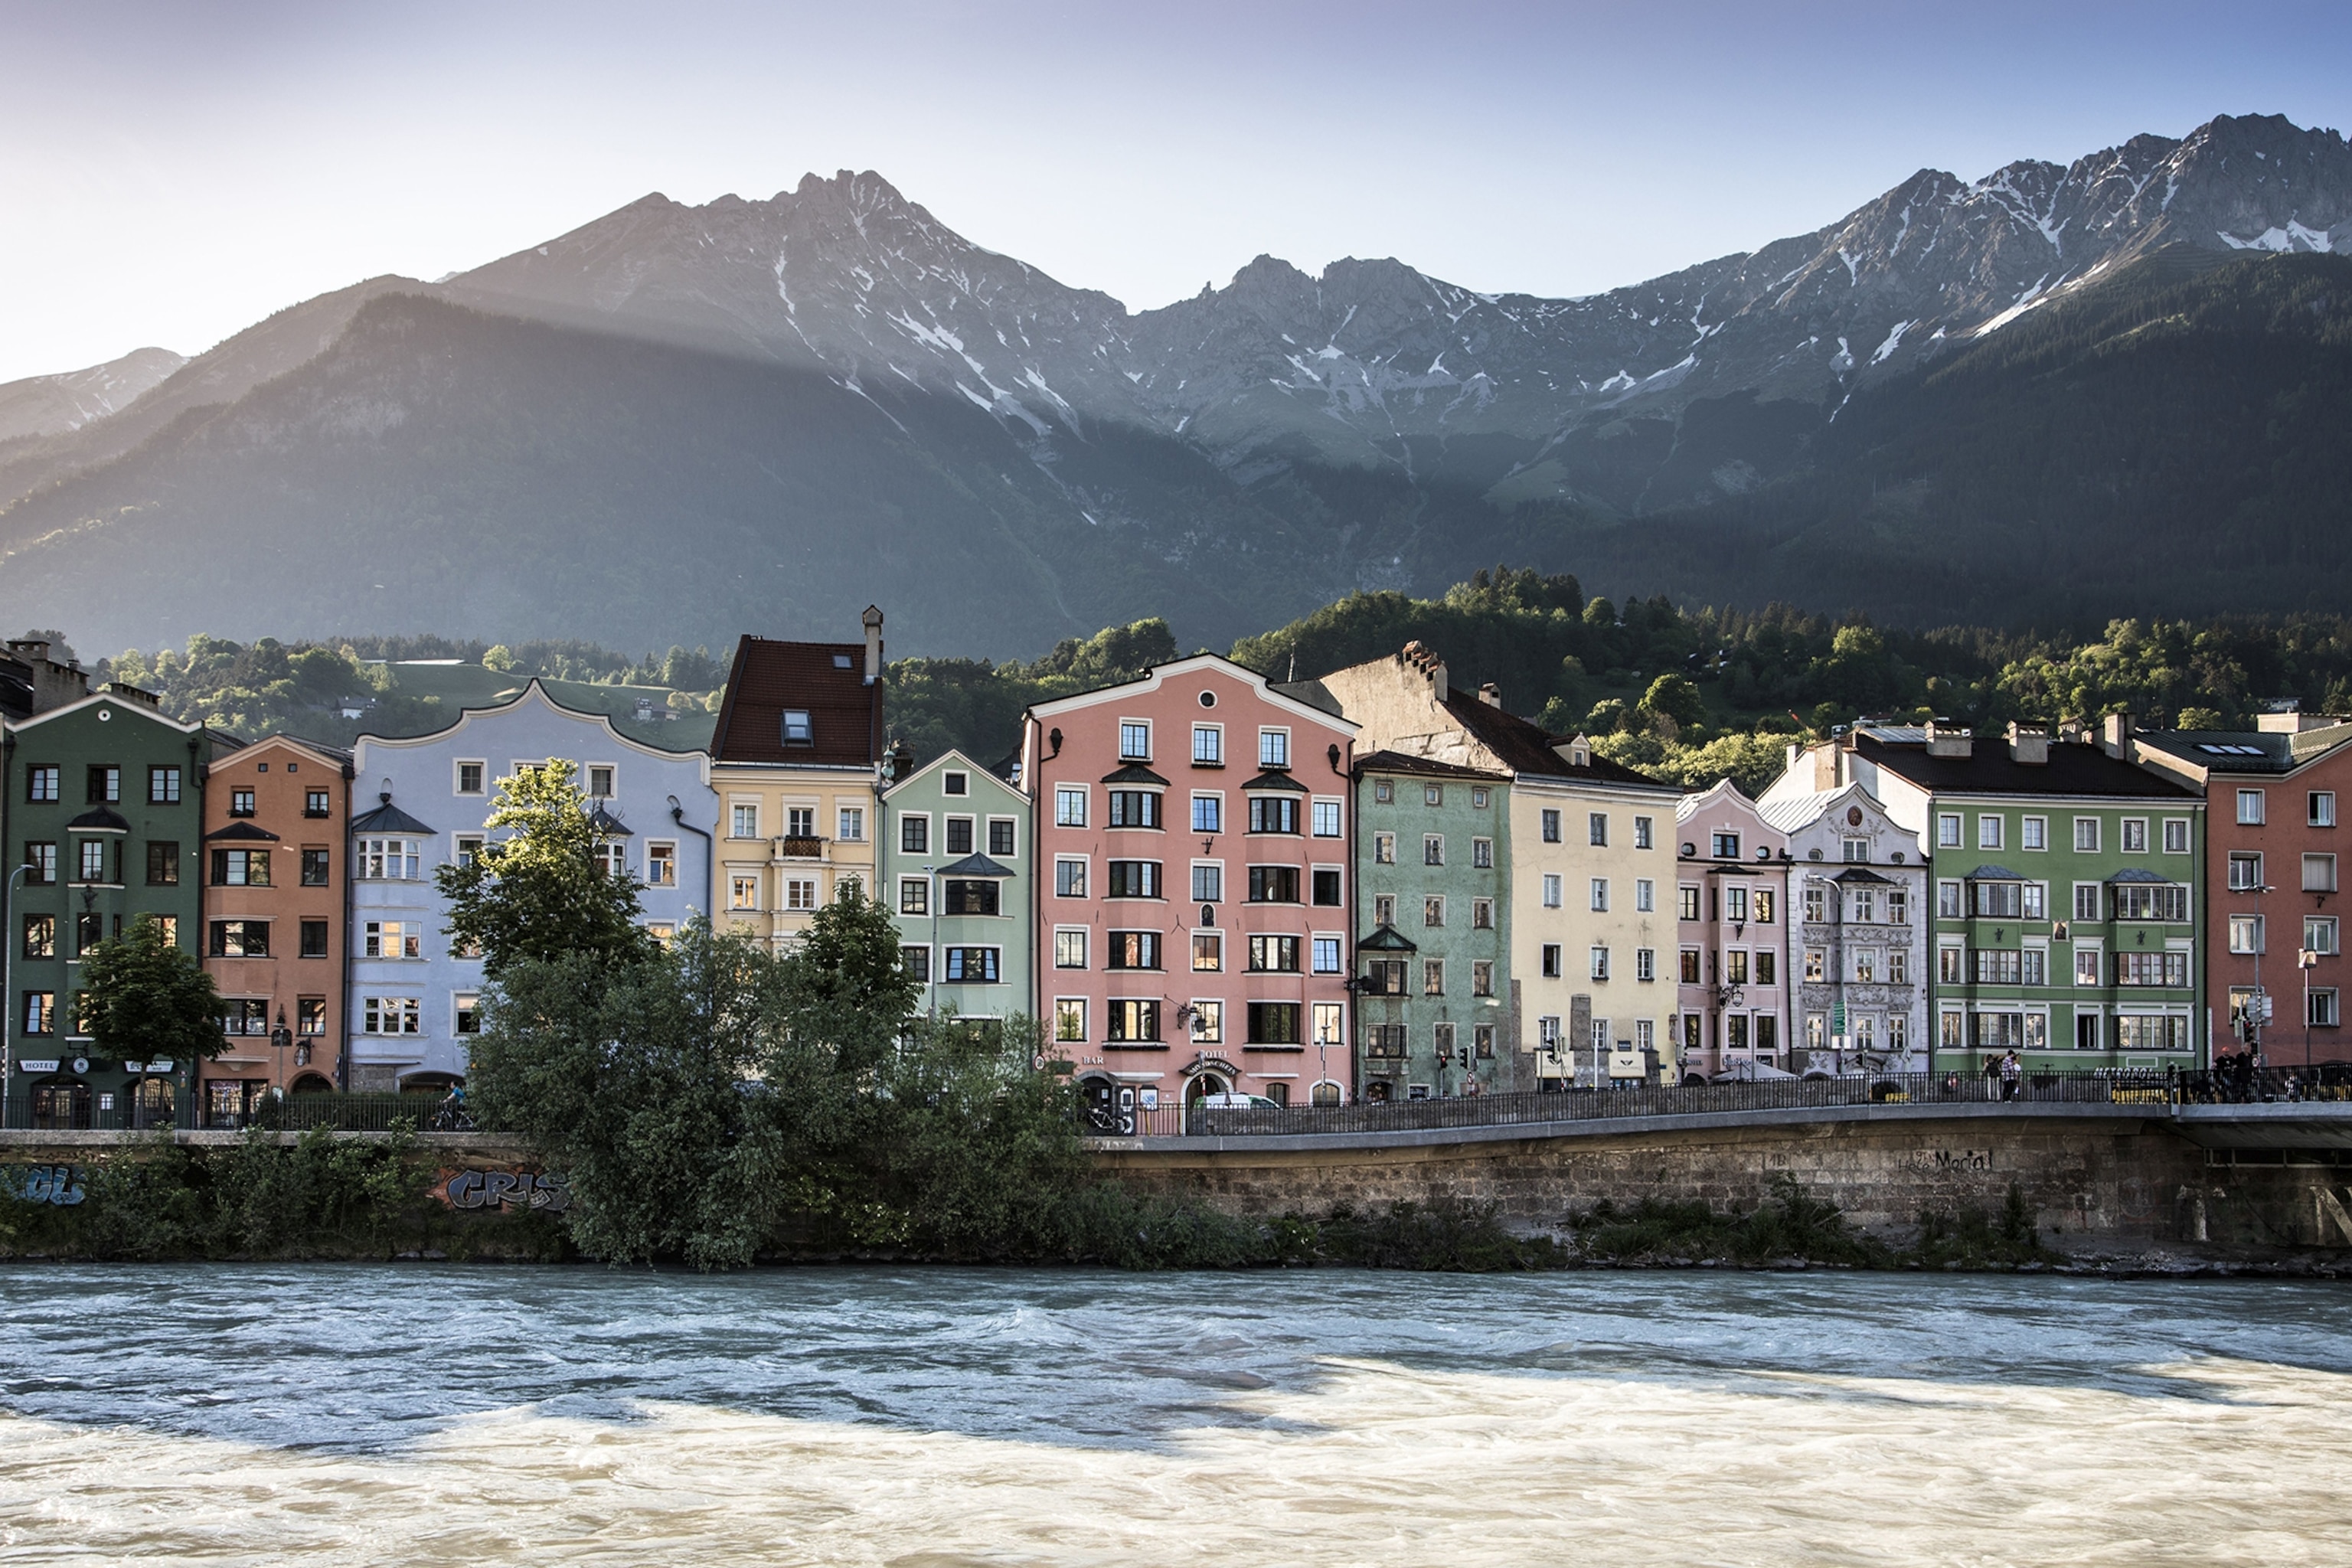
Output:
(346, 681), (716, 1091)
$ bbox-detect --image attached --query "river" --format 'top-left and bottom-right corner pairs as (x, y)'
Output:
(2, 1265), (2348, 1564)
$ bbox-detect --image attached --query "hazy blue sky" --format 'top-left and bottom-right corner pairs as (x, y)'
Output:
(4, 0), (2348, 384)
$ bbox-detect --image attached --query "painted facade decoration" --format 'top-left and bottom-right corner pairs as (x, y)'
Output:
(1757, 779), (1932, 1076)
(708, 612), (886, 949)
(1671, 782), (1792, 1081)
(1353, 752), (1514, 1099)
(347, 681), (714, 1091)
(198, 733), (352, 1122)
(880, 747), (1033, 1027)
(1025, 653), (1357, 1113)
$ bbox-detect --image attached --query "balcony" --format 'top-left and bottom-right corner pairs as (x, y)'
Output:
(776, 835), (828, 862)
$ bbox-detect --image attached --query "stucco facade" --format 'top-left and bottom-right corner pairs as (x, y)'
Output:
(880, 748), (1033, 1027)
(347, 683), (715, 1091)
(1024, 654), (1357, 1115)
(1671, 782), (1792, 1081)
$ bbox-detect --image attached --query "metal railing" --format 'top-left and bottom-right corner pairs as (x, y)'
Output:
(1089, 1069), (2185, 1140)
(2179, 1063), (2352, 1104)
(245, 1094), (486, 1133)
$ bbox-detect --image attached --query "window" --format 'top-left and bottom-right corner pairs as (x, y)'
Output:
(1312, 868), (1341, 906)
(1471, 836), (1494, 870)
(1423, 959), (1445, 995)
(362, 997), (421, 1035)
(2228, 852), (2263, 891)
(785, 877), (818, 912)
(1472, 897), (1494, 929)
(1432, 1022), (1456, 1060)
(1634, 815), (1653, 850)
(299, 919), (329, 959)
(1803, 885), (1824, 923)
(898, 814), (927, 854)
(1726, 886), (1749, 923)
(1374, 895), (1393, 926)
(1056, 929), (1089, 969)
(1373, 832), (1395, 864)
(1119, 721), (1152, 762)
(2121, 818), (2148, 854)
(1590, 878), (1609, 913)
(1939, 880), (1962, 919)
(977, 818), (1011, 859)
(1189, 863), (1223, 903)
(1591, 814), (1610, 848)
(1589, 946), (1610, 981)
(2073, 884), (2102, 922)
(74, 913), (101, 956)
(454, 835), (484, 869)
(782, 710), (813, 746)
(1472, 960), (1494, 997)
(148, 766), (180, 805)
(945, 817), (974, 855)
(2313, 792), (2338, 828)
(1055, 788), (1087, 828)
(1191, 724), (1223, 766)
(1301, 935), (1337, 975)
(1971, 879), (2021, 919)
(2021, 884), (2047, 920)
(1259, 729), (1289, 769)
(2313, 991), (2341, 1028)
(901, 946), (931, 982)
(457, 762), (485, 795)
(1110, 790), (1163, 829)
(580, 766), (614, 799)
(86, 765), (119, 805)
(2305, 854), (2339, 893)
(2113, 883), (2189, 922)
(2228, 916), (2264, 956)
(837, 807), (867, 844)
(2022, 816), (2047, 851)
(1635, 948), (1655, 982)
(2117, 952), (2190, 988)
(1312, 801), (1342, 838)
(1424, 783), (1444, 807)
(2307, 916), (2339, 956)
(142, 841), (178, 885)
(2073, 946), (2101, 985)
(646, 843), (675, 887)
(2238, 790), (2265, 825)
(1373, 777), (1394, 804)
(1192, 795), (1222, 833)
(217, 998), (270, 1037)
(26, 765), (59, 802)
(1423, 833), (1442, 865)
(77, 841), (108, 883)
(1104, 860), (1163, 898)
(942, 772), (969, 797)
(2074, 818), (2101, 853)
(1726, 949), (1749, 985)
(1055, 999), (1088, 1042)
(363, 920), (420, 959)
(729, 876), (760, 910)
(1107, 1000), (1160, 1043)
(733, 804), (761, 840)
(207, 920), (271, 959)
(1844, 837), (1870, 863)
(1635, 879), (1655, 914)
(1682, 949), (1703, 982)
(1541, 944), (1562, 979)
(1711, 830), (1739, 858)
(1886, 947), (1908, 984)
(1474, 787), (1491, 810)
(1249, 797), (1298, 835)
(1423, 895), (1445, 928)
(1241, 864), (1295, 903)
(2161, 818), (2190, 854)
(1756, 949), (1776, 985)
(1106, 931), (1163, 971)
(1938, 814), (1962, 848)
(300, 848), (330, 887)
(1887, 890), (1908, 926)
(209, 848), (267, 887)
(1544, 874), (1563, 910)
(1541, 809), (1560, 844)
(358, 838), (419, 880)
(1364, 959), (1407, 996)
(1246, 1002), (1300, 1044)
(1938, 946), (1962, 984)
(1247, 934), (1298, 973)
(1056, 858), (1087, 897)
(21, 913), (55, 959)
(1978, 815), (2004, 851)
(2020, 949), (2047, 986)
(942, 879), (999, 916)
(942, 947), (1001, 983)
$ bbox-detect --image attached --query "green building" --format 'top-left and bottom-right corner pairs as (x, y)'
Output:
(879, 747), (1032, 1028)
(1353, 752), (1515, 1099)
(5, 685), (224, 1128)
(1768, 720), (2205, 1074)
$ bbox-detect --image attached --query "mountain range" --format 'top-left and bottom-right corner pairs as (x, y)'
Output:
(2, 111), (2347, 657)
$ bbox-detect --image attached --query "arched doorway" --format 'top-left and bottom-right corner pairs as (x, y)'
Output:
(1312, 1080), (1342, 1108)
(1184, 1072), (1230, 1103)
(288, 1073), (335, 1097)
(123, 1075), (175, 1131)
(1076, 1073), (1130, 1135)
(31, 1078), (90, 1131)
(1362, 1079), (1393, 1103)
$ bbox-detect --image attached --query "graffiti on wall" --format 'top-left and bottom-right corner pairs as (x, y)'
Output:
(3, 1165), (87, 1206)
(433, 1168), (570, 1214)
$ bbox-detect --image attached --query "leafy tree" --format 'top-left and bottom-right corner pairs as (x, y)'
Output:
(776, 885), (923, 1076)
(437, 760), (652, 976)
(78, 914), (226, 1067)
(1638, 674), (1707, 735)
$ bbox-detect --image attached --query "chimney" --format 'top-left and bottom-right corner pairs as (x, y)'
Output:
(2007, 721), (2050, 765)
(1809, 742), (1838, 792)
(2101, 711), (2132, 758)
(861, 605), (884, 684)
(106, 681), (162, 710)
(1924, 720), (1974, 760)
(1478, 681), (1502, 708)
(1399, 640), (1448, 704)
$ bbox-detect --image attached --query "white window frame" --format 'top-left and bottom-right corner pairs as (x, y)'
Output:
(585, 763), (617, 799)
(985, 815), (1019, 860)
(837, 806), (866, 843)
(2073, 817), (2101, 853)
(1542, 873), (1562, 909)
(454, 760), (488, 795)
(1589, 877), (1609, 913)
(2121, 817), (2148, 854)
(645, 840), (677, 887)
(1978, 815), (2003, 851)
(1635, 877), (1654, 913)
(1938, 813), (1962, 848)
(1258, 727), (1290, 769)
(2237, 789), (2266, 826)
(1055, 787), (1087, 827)
(2311, 792), (2337, 829)
(730, 802), (760, 840)
(2021, 815), (2047, 851)
(1119, 719), (1152, 763)
(729, 875), (761, 911)
(1054, 928), (1088, 969)
(1312, 799), (1343, 838)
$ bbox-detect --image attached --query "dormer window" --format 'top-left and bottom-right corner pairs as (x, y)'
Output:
(944, 771), (969, 796)
(1711, 831), (1740, 859)
(831, 654), (853, 669)
(782, 710), (814, 746)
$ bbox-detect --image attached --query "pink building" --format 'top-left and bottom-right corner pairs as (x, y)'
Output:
(1673, 781), (1794, 1081)
(1023, 655), (1359, 1119)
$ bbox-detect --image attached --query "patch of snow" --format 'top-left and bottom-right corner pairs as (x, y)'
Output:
(1870, 321), (1914, 365)
(2217, 222), (2335, 253)
(1838, 249), (1859, 286)
(1831, 336), (1854, 373)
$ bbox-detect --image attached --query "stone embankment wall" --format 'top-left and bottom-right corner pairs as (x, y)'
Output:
(1096, 1111), (2352, 1252)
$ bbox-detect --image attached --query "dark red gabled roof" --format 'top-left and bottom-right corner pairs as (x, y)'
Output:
(710, 634), (884, 767)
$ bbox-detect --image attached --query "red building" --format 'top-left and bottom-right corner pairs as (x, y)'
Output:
(1023, 654), (1358, 1119)
(2135, 709), (2352, 1069)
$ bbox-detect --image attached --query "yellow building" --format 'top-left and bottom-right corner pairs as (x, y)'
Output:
(1315, 642), (1682, 1085)
(707, 609), (887, 947)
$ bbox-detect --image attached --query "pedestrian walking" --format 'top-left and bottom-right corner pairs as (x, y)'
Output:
(1999, 1050), (2022, 1102)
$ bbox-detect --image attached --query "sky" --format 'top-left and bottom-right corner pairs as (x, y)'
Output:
(3, 0), (2350, 385)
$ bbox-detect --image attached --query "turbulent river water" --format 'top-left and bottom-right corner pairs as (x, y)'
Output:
(2, 1266), (2350, 1565)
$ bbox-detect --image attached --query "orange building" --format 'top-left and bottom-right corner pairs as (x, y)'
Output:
(199, 735), (352, 1122)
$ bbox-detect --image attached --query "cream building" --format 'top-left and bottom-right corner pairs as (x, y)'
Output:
(1309, 642), (1682, 1085)
(707, 609), (887, 948)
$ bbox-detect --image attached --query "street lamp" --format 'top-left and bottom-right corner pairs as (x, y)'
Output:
(270, 1006), (292, 1103)
(2250, 883), (2275, 1066)
(923, 863), (939, 1018)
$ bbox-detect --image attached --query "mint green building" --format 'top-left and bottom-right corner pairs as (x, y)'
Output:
(879, 748), (1032, 1027)
(1352, 751), (1515, 1099)
(1766, 721), (2205, 1075)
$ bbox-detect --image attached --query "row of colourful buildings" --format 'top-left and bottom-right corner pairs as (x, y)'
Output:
(3, 618), (2344, 1127)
